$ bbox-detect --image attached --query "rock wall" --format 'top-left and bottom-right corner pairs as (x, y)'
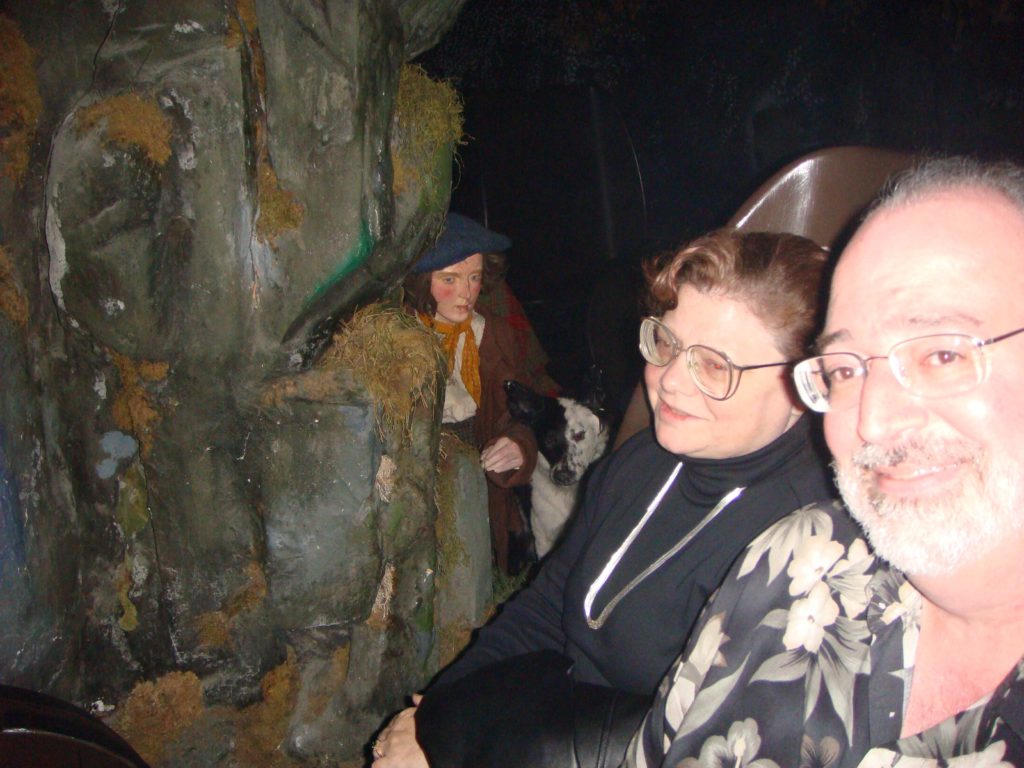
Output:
(0, 1), (489, 765)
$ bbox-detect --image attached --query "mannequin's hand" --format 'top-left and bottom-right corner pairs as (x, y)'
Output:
(480, 437), (525, 474)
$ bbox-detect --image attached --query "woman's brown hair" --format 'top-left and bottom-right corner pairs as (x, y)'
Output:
(643, 229), (830, 360)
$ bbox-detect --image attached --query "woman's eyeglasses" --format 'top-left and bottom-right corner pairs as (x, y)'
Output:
(639, 316), (791, 401)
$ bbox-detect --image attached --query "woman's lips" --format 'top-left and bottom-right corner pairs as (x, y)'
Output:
(658, 400), (698, 421)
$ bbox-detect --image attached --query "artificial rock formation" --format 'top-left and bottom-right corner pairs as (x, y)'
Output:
(0, 1), (491, 765)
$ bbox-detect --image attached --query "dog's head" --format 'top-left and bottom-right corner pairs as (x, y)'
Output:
(504, 380), (608, 486)
(503, 379), (557, 427)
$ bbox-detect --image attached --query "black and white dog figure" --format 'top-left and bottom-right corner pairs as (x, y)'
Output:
(503, 379), (609, 558)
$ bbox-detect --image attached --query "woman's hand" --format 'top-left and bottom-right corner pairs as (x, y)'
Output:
(480, 437), (525, 474)
(372, 694), (428, 768)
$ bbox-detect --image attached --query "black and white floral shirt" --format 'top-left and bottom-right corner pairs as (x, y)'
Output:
(627, 500), (1024, 768)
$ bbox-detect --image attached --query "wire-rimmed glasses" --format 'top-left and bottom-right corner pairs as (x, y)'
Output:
(639, 316), (792, 401)
(792, 326), (1024, 413)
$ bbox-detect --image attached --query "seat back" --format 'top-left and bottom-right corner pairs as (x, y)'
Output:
(0, 684), (150, 768)
(726, 145), (916, 247)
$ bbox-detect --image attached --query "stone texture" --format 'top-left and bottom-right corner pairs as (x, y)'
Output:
(0, 1), (486, 764)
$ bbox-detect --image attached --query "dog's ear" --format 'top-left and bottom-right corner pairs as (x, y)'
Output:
(505, 379), (548, 425)
(580, 365), (610, 416)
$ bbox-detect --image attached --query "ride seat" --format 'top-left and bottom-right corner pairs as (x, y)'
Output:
(0, 684), (150, 768)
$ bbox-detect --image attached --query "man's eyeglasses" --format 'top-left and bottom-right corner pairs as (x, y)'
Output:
(792, 326), (1024, 413)
(639, 316), (792, 401)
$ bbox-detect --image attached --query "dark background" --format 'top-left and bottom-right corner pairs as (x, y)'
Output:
(416, 0), (1024, 410)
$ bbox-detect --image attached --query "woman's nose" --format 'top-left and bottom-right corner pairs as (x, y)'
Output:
(658, 354), (699, 396)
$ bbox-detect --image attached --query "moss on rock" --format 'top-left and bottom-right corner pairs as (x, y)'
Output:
(0, 245), (28, 327)
(0, 15), (41, 183)
(115, 558), (139, 632)
(391, 65), (464, 198)
(256, 159), (304, 245)
(110, 351), (169, 460)
(434, 433), (471, 583)
(76, 92), (172, 167)
(195, 562), (267, 650)
(115, 460), (150, 538)
(231, 648), (299, 768)
(114, 671), (204, 765)
(321, 302), (443, 441)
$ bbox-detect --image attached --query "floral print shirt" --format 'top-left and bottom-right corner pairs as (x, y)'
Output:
(626, 500), (1024, 768)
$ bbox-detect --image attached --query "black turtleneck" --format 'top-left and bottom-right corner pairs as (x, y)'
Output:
(679, 414), (822, 506)
(435, 415), (836, 697)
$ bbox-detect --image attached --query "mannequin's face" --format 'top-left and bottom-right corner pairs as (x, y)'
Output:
(430, 253), (483, 324)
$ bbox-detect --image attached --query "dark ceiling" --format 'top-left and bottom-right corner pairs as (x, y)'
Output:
(416, 0), (1024, 399)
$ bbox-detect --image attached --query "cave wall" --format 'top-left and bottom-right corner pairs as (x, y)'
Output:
(0, 1), (483, 764)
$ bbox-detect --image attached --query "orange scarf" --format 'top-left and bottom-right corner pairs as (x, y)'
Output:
(419, 312), (482, 405)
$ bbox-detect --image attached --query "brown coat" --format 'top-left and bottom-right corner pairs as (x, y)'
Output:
(472, 309), (538, 573)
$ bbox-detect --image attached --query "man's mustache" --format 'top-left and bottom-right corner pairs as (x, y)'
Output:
(850, 438), (980, 472)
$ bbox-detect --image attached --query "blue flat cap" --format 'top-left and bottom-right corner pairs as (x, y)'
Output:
(412, 213), (512, 273)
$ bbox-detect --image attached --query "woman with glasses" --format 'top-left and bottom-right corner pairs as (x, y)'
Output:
(372, 229), (835, 768)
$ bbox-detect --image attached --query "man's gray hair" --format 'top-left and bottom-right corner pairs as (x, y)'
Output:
(870, 156), (1024, 218)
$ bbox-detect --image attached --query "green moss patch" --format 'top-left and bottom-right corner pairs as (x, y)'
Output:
(115, 460), (150, 538)
(115, 558), (139, 632)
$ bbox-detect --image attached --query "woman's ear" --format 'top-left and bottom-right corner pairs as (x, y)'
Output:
(784, 405), (803, 431)
(782, 369), (807, 414)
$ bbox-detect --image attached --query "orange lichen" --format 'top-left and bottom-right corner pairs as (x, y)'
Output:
(0, 245), (28, 327)
(331, 644), (350, 688)
(256, 160), (304, 244)
(196, 562), (267, 650)
(114, 559), (139, 632)
(437, 618), (474, 669)
(76, 92), (172, 167)
(114, 671), (204, 765)
(298, 644), (351, 724)
(236, 0), (258, 34)
(226, 561), (268, 615)
(110, 351), (169, 459)
(196, 610), (232, 649)
(232, 648), (299, 768)
(0, 15), (42, 183)
(260, 377), (299, 409)
(225, 0), (258, 47)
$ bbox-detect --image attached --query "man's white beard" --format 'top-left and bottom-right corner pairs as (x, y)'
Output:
(834, 437), (1024, 576)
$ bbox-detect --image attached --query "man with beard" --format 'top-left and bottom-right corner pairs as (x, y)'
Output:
(628, 157), (1024, 768)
